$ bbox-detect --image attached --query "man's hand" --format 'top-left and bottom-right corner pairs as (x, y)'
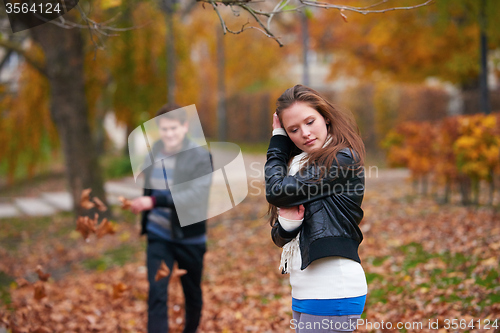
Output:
(272, 112), (282, 130)
(279, 205), (305, 220)
(130, 196), (154, 214)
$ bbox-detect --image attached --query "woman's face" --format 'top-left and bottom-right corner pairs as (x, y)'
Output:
(281, 102), (328, 153)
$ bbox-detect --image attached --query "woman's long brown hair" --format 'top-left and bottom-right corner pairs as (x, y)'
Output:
(268, 84), (366, 227)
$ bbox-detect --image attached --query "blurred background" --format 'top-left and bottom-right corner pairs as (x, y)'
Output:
(0, 0), (499, 208)
(0, 0), (499, 332)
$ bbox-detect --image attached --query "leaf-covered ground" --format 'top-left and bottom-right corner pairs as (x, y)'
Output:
(0, 170), (499, 333)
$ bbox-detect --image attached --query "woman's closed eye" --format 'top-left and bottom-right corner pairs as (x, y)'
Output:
(290, 120), (314, 133)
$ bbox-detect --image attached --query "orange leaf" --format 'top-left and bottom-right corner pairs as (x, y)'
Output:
(76, 216), (91, 240)
(172, 268), (188, 278)
(155, 261), (171, 281)
(80, 188), (95, 210)
(96, 218), (116, 238)
(112, 282), (129, 299)
(93, 196), (108, 212)
(34, 281), (46, 300)
(35, 265), (50, 282)
(119, 196), (132, 210)
(15, 278), (29, 288)
(76, 216), (97, 240)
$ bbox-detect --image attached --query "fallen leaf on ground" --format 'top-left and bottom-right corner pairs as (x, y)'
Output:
(33, 282), (46, 300)
(15, 278), (29, 288)
(112, 282), (129, 299)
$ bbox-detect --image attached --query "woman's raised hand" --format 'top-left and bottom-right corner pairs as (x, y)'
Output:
(279, 204), (305, 220)
(272, 112), (282, 130)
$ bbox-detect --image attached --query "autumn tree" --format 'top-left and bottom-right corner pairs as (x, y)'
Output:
(308, 0), (500, 111)
(0, 0), (434, 215)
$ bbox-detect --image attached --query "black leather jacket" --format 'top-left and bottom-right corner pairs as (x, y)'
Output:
(265, 135), (365, 270)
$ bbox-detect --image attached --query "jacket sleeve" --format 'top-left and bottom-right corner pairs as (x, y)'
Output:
(271, 219), (301, 248)
(265, 135), (358, 207)
(151, 190), (174, 208)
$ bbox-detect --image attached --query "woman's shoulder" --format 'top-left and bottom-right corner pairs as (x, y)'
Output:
(335, 147), (359, 165)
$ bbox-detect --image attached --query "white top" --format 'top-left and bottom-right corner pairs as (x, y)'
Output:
(273, 129), (367, 300)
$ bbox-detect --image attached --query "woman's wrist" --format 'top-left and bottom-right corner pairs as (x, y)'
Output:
(272, 128), (287, 136)
(278, 215), (303, 231)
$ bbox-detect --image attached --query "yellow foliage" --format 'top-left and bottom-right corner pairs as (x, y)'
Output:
(384, 113), (500, 185)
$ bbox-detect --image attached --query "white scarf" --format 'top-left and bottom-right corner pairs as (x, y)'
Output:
(278, 136), (332, 274)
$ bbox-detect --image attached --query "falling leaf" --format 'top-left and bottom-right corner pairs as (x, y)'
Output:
(76, 216), (91, 240)
(119, 196), (132, 210)
(96, 218), (116, 238)
(172, 268), (188, 278)
(155, 261), (171, 281)
(33, 282), (46, 300)
(93, 196), (108, 212)
(112, 282), (129, 299)
(36, 265), (51, 282)
(80, 188), (95, 210)
(76, 215), (97, 241)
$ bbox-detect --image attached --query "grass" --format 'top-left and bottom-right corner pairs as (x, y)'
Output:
(0, 270), (14, 309)
(367, 242), (500, 313)
(81, 242), (145, 271)
(101, 152), (134, 180)
(0, 214), (70, 251)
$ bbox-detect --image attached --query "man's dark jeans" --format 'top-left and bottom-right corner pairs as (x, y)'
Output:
(147, 235), (206, 333)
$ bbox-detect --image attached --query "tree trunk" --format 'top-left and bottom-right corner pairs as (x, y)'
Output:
(459, 175), (471, 206)
(216, 28), (227, 141)
(164, 0), (176, 104)
(479, 0), (490, 114)
(443, 177), (450, 204)
(30, 15), (108, 217)
(301, 11), (310, 86)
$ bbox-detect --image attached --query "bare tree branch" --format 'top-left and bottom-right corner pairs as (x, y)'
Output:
(208, 0), (284, 46)
(212, 2), (228, 34)
(240, 4), (284, 46)
(298, 0), (434, 14)
(200, 0), (434, 46)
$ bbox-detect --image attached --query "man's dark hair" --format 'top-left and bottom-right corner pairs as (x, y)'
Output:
(155, 103), (187, 124)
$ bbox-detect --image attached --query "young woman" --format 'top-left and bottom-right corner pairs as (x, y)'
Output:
(265, 85), (367, 333)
